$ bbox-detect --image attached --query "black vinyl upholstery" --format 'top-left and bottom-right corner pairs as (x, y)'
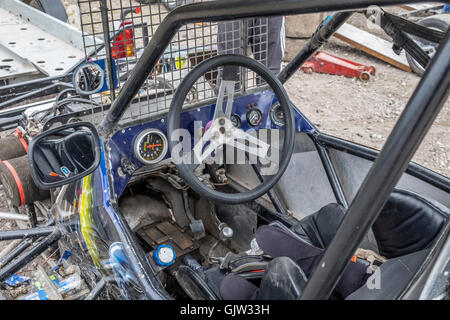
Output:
(346, 249), (430, 300)
(372, 190), (448, 259)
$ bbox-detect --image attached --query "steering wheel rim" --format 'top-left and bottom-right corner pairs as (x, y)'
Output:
(167, 54), (295, 204)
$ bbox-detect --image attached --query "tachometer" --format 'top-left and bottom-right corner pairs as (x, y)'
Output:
(134, 129), (168, 164)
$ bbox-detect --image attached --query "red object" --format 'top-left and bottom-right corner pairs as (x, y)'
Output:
(301, 51), (376, 81)
(249, 269), (266, 273)
(111, 7), (142, 59)
(14, 128), (28, 153)
(111, 21), (135, 59)
(3, 160), (26, 206)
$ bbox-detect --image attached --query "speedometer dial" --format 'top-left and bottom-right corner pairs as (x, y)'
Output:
(134, 129), (168, 164)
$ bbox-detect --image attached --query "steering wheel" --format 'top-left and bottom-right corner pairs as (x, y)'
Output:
(167, 54), (295, 204)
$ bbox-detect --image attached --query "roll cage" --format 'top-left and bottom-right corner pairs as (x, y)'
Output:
(89, 0), (450, 299)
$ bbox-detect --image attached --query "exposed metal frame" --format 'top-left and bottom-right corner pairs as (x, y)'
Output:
(96, 0), (448, 300)
(315, 133), (450, 194)
(301, 28), (450, 299)
(100, 0), (437, 133)
(0, 225), (56, 242)
(278, 11), (354, 84)
(315, 142), (349, 209)
(99, 0), (116, 102)
(0, 229), (61, 282)
(0, 0), (447, 300)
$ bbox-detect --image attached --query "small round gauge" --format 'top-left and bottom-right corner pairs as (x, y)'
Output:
(246, 108), (263, 127)
(134, 129), (168, 164)
(154, 244), (176, 266)
(230, 113), (242, 128)
(270, 102), (285, 127)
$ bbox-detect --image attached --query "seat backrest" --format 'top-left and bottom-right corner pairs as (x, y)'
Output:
(372, 190), (448, 259)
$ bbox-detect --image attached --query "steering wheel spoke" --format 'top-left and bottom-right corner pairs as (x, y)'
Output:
(230, 127), (270, 161)
(213, 66), (238, 120)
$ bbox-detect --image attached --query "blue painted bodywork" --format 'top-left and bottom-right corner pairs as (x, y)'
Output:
(89, 140), (169, 299)
(78, 91), (316, 299)
(108, 91), (316, 197)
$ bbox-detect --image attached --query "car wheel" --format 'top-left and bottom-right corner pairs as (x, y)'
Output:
(406, 14), (450, 76)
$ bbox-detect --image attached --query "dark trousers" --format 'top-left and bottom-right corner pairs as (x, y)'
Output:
(217, 17), (285, 76)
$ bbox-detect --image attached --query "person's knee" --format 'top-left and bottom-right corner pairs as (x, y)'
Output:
(220, 273), (259, 300)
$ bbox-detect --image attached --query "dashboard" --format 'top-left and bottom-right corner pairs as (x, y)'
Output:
(108, 90), (315, 197)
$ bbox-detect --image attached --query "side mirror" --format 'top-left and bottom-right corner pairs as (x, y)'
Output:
(73, 62), (105, 95)
(28, 122), (101, 190)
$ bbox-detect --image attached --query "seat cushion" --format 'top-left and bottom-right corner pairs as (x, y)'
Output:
(372, 190), (448, 258)
(346, 249), (430, 300)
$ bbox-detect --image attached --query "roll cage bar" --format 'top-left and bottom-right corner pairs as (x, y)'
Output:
(96, 0), (449, 300)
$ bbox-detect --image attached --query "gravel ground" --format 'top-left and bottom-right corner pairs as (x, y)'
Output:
(284, 13), (449, 178)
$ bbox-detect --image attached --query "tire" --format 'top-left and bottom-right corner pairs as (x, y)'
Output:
(0, 135), (27, 161)
(0, 155), (49, 207)
(406, 14), (450, 76)
(22, 0), (44, 11)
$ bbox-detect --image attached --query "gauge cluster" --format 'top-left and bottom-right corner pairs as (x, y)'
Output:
(109, 91), (313, 196)
(130, 100), (286, 166)
(228, 102), (285, 129)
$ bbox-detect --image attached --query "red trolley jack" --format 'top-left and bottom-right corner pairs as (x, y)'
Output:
(301, 51), (376, 81)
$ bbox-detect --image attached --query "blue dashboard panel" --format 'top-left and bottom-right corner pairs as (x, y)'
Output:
(108, 91), (316, 197)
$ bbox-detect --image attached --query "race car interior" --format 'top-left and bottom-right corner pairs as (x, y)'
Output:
(2, 0), (449, 301)
(53, 54), (445, 300)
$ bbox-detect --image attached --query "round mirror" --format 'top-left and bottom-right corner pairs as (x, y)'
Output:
(73, 62), (105, 95)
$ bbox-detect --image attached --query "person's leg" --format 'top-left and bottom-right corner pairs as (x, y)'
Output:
(217, 20), (243, 89)
(251, 16), (285, 75)
(217, 20), (242, 55)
